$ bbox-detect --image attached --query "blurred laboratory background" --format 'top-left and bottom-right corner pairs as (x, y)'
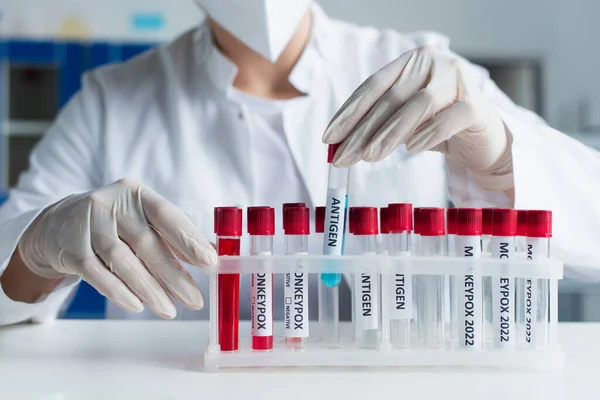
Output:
(0, 0), (598, 320)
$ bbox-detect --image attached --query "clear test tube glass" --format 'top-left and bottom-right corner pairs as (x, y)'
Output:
(313, 206), (326, 253)
(454, 208), (483, 350)
(416, 208), (445, 349)
(521, 210), (552, 349)
(481, 208), (493, 348)
(247, 207), (275, 351)
(387, 203), (413, 349)
(490, 208), (517, 349)
(215, 207), (243, 352)
(445, 207), (458, 335)
(516, 210), (529, 254)
(284, 207), (310, 350)
(412, 208), (422, 255)
(351, 207), (380, 349)
(446, 208), (458, 257)
(481, 208), (493, 255)
(379, 207), (389, 255)
(316, 206), (339, 346)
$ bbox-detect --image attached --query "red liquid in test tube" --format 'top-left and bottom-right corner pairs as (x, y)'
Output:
(215, 207), (242, 352)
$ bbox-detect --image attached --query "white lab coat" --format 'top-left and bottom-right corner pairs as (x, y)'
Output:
(1, 4), (599, 325)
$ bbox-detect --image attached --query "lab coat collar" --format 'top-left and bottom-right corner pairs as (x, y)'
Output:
(193, 2), (335, 96)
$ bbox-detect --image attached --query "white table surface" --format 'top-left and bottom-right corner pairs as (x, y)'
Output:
(0, 321), (597, 400)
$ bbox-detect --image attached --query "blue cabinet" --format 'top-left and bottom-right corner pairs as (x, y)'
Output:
(0, 37), (157, 318)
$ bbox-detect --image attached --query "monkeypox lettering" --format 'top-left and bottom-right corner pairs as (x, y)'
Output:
(491, 237), (515, 348)
(455, 235), (483, 349)
(251, 272), (272, 335)
(285, 272), (308, 335)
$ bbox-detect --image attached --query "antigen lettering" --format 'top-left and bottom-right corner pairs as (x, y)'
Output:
(361, 274), (372, 317)
(395, 274), (406, 310)
(327, 197), (342, 247)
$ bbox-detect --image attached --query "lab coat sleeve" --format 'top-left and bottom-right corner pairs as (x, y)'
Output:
(446, 61), (600, 282)
(0, 73), (103, 325)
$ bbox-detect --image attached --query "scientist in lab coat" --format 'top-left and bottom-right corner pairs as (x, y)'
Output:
(0, 0), (598, 325)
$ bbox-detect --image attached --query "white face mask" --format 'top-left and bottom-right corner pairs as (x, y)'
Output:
(196, 0), (312, 63)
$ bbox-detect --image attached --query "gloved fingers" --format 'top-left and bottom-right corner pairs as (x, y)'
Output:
(405, 99), (476, 153)
(90, 220), (177, 319)
(322, 51), (416, 145)
(120, 225), (205, 311)
(138, 185), (218, 268)
(332, 77), (427, 167)
(356, 88), (441, 164)
(63, 252), (144, 313)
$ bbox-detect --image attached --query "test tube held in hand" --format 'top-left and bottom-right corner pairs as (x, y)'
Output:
(351, 207), (381, 349)
(387, 203), (413, 349)
(490, 208), (517, 349)
(247, 207), (275, 351)
(454, 208), (483, 349)
(416, 208), (446, 348)
(521, 210), (552, 349)
(284, 206), (310, 350)
(215, 207), (243, 352)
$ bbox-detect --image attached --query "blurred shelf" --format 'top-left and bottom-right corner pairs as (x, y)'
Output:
(1, 120), (52, 136)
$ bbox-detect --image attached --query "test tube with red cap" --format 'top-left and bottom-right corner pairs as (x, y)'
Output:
(519, 210), (552, 349)
(387, 203), (413, 348)
(322, 144), (350, 288)
(215, 207), (242, 352)
(247, 207), (275, 351)
(351, 207), (380, 349)
(490, 208), (517, 349)
(379, 207), (389, 254)
(416, 208), (446, 348)
(283, 206), (310, 350)
(453, 208), (483, 349)
(447, 208), (458, 257)
(314, 206), (326, 253)
(412, 208), (422, 255)
(482, 208), (493, 255)
(516, 210), (529, 254)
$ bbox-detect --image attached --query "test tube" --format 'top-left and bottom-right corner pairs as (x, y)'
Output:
(412, 208), (422, 255)
(284, 206), (310, 350)
(490, 208), (517, 349)
(521, 210), (552, 349)
(351, 207), (380, 349)
(416, 208), (445, 348)
(215, 207), (243, 352)
(316, 206), (339, 345)
(516, 210), (529, 254)
(454, 208), (483, 349)
(481, 208), (493, 348)
(446, 208), (458, 257)
(247, 206), (275, 351)
(387, 203), (413, 348)
(322, 143), (350, 288)
(379, 207), (389, 254)
(481, 208), (493, 255)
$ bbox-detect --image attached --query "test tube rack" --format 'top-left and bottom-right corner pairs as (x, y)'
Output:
(203, 255), (564, 372)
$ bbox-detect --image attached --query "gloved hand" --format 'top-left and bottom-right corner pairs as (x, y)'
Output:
(322, 45), (514, 191)
(18, 179), (218, 319)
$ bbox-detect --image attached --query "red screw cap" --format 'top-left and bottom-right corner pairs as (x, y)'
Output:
(215, 207), (242, 236)
(456, 208), (482, 236)
(527, 210), (552, 238)
(492, 208), (517, 236)
(327, 143), (341, 164)
(419, 208), (445, 236)
(379, 207), (389, 234)
(284, 207), (310, 235)
(213, 207), (223, 233)
(413, 208), (422, 235)
(283, 203), (306, 211)
(352, 207), (379, 235)
(482, 208), (493, 235)
(517, 210), (529, 237)
(315, 206), (326, 234)
(247, 206), (275, 235)
(388, 203), (412, 233)
(447, 208), (458, 235)
(348, 207), (357, 234)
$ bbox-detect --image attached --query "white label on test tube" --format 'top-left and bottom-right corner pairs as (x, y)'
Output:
(285, 253), (309, 338)
(523, 239), (545, 348)
(354, 252), (379, 330)
(323, 188), (347, 255)
(251, 251), (273, 340)
(455, 235), (483, 348)
(491, 237), (515, 348)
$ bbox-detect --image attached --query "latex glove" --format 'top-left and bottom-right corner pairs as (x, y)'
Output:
(18, 179), (218, 319)
(322, 45), (513, 191)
